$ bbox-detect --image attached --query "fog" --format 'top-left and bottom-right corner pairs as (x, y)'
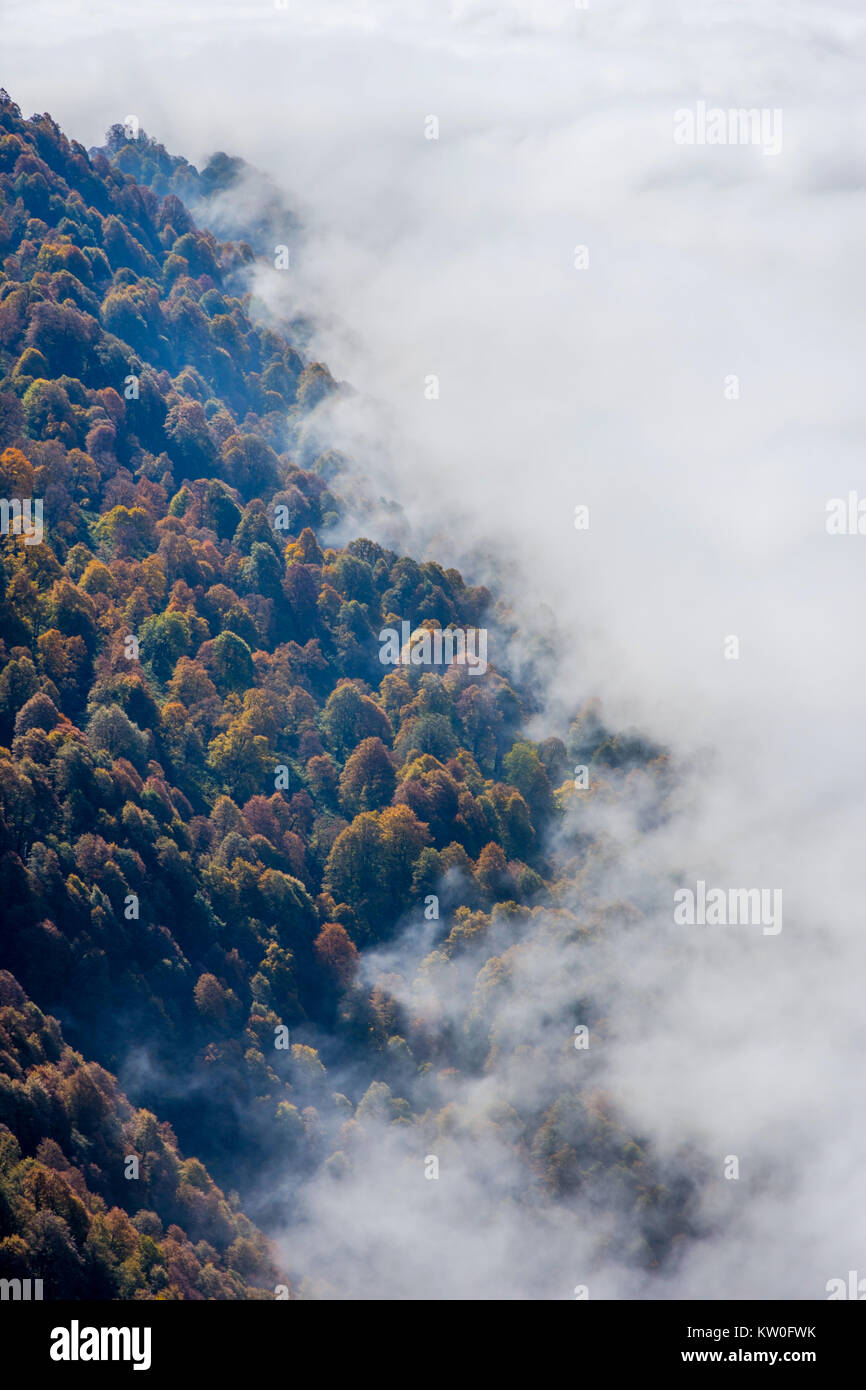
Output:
(6, 0), (866, 1297)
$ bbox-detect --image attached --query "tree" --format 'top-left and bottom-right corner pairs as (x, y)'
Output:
(257, 869), (316, 938)
(313, 922), (359, 988)
(393, 760), (460, 846)
(221, 434), (280, 496)
(164, 400), (218, 476)
(193, 973), (230, 1026)
(395, 712), (458, 763)
(0, 446), (35, 494)
(0, 656), (40, 738)
(324, 805), (429, 939)
(320, 682), (392, 756)
(294, 362), (336, 414)
(13, 691), (62, 734)
(139, 609), (192, 682)
(92, 505), (155, 559)
(305, 753), (339, 808)
(86, 703), (148, 768)
(198, 630), (255, 694)
(476, 842), (514, 901)
(502, 740), (555, 826)
(338, 737), (396, 816)
(25, 301), (96, 377)
(207, 722), (272, 802)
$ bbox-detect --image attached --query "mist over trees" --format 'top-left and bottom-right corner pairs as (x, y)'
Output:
(0, 91), (682, 1298)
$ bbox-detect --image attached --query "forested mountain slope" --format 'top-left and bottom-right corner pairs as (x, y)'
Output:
(0, 970), (279, 1298)
(0, 90), (690, 1296)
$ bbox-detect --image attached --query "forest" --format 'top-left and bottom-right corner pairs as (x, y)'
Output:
(0, 89), (692, 1298)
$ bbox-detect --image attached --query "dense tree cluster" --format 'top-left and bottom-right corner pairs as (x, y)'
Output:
(0, 92), (681, 1296)
(0, 971), (280, 1298)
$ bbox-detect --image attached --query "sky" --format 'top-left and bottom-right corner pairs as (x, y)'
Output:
(5, 0), (866, 1298)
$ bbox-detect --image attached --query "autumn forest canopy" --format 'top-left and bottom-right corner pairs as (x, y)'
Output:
(0, 91), (688, 1299)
